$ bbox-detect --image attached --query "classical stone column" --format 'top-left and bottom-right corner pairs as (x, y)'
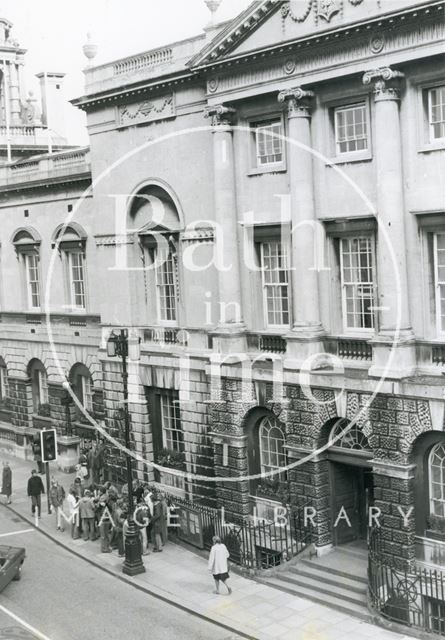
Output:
(362, 68), (415, 378)
(9, 63), (21, 125)
(205, 105), (245, 353)
(278, 88), (324, 363)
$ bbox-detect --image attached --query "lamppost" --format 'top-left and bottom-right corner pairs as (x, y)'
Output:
(106, 328), (145, 576)
(61, 389), (73, 437)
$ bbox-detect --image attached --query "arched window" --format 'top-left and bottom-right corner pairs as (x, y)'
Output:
(12, 228), (41, 310)
(52, 224), (87, 310)
(130, 184), (181, 326)
(259, 416), (286, 475)
(69, 363), (93, 414)
(429, 443), (445, 518)
(329, 419), (371, 451)
(27, 359), (48, 414)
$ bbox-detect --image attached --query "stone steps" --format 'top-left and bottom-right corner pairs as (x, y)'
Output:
(259, 547), (372, 622)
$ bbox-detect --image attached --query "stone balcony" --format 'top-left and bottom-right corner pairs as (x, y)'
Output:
(0, 146), (91, 190)
(83, 34), (206, 96)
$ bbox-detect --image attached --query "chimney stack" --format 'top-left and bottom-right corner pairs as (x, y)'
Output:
(36, 71), (67, 142)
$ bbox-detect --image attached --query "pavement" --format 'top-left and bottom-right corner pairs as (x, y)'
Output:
(0, 506), (239, 640)
(0, 451), (418, 640)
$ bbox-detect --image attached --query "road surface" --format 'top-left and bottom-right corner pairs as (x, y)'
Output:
(0, 508), (240, 640)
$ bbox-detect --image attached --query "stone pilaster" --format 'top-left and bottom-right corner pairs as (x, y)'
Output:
(372, 461), (416, 571)
(48, 382), (65, 428)
(278, 88), (325, 365)
(362, 67), (416, 379)
(212, 433), (250, 522)
(288, 448), (332, 551)
(205, 104), (246, 354)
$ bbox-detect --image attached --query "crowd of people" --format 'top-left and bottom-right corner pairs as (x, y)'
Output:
(28, 467), (173, 557)
(5, 457), (233, 595)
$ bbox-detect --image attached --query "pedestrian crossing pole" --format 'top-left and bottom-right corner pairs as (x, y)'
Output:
(45, 462), (51, 515)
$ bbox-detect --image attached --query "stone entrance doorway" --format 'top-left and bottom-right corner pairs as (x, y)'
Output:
(330, 462), (374, 546)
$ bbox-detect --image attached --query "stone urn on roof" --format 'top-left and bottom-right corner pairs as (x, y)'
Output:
(82, 32), (98, 67)
(205, 0), (223, 24)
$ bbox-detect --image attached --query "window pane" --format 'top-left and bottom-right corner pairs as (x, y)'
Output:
(434, 235), (445, 333)
(160, 392), (183, 453)
(335, 104), (368, 154)
(69, 253), (86, 309)
(26, 254), (40, 309)
(430, 443), (445, 517)
(156, 248), (177, 322)
(341, 237), (375, 330)
(429, 87), (445, 141)
(259, 417), (286, 477)
(255, 121), (283, 166)
(261, 241), (290, 327)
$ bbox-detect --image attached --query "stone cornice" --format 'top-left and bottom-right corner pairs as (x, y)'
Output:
(71, 71), (198, 113)
(0, 172), (92, 195)
(206, 13), (443, 102)
(195, 0), (444, 73)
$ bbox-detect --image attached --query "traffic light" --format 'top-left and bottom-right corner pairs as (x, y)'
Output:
(40, 429), (58, 463)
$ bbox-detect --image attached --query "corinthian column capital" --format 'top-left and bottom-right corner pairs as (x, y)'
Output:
(205, 104), (236, 127)
(278, 87), (314, 118)
(363, 67), (404, 102)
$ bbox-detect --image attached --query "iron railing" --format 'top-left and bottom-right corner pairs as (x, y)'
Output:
(168, 495), (312, 571)
(369, 528), (445, 636)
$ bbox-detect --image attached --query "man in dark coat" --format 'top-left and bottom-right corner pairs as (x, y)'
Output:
(151, 493), (164, 552)
(2, 461), (12, 504)
(27, 469), (45, 517)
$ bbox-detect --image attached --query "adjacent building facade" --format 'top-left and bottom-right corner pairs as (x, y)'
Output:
(1, 0), (445, 629)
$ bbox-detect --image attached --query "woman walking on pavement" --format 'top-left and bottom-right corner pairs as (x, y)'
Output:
(2, 460), (12, 504)
(208, 536), (232, 595)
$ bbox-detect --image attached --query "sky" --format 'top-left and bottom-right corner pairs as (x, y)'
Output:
(1, 0), (252, 143)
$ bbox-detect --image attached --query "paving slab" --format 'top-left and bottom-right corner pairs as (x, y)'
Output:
(0, 450), (420, 640)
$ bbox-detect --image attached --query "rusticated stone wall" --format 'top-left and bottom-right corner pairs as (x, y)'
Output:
(8, 377), (30, 429)
(373, 471), (417, 571)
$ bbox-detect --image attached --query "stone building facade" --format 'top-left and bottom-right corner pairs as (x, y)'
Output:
(0, 0), (444, 603)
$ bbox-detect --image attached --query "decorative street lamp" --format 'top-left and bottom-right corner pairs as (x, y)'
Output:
(106, 328), (145, 576)
(61, 388), (73, 437)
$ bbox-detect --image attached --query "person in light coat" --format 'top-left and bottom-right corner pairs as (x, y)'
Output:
(67, 488), (80, 539)
(208, 536), (232, 595)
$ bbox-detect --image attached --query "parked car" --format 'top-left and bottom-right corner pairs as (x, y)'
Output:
(0, 546), (25, 591)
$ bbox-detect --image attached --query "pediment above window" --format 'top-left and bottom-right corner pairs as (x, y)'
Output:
(12, 227), (41, 255)
(52, 223), (87, 253)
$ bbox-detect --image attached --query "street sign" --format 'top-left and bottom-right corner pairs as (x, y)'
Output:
(40, 428), (58, 462)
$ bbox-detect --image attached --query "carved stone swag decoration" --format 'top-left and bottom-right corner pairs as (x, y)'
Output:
(281, 0), (313, 23)
(282, 0), (367, 26)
